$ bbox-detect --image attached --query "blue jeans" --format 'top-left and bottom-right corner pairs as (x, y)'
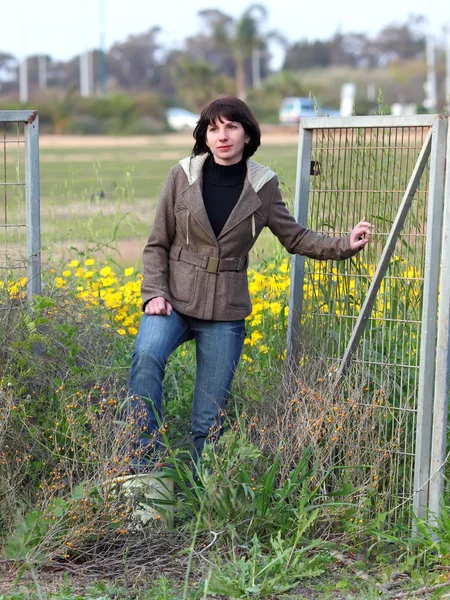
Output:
(128, 310), (246, 458)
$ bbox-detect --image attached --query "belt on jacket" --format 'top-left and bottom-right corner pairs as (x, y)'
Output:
(169, 245), (248, 274)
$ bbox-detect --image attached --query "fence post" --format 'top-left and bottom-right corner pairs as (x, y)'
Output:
(413, 116), (448, 522)
(428, 118), (450, 526)
(25, 112), (41, 301)
(286, 123), (313, 366)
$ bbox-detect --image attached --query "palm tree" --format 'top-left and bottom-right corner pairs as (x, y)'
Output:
(195, 6), (286, 101)
(234, 4), (268, 100)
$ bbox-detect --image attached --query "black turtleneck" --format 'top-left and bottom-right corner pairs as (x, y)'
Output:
(202, 155), (247, 238)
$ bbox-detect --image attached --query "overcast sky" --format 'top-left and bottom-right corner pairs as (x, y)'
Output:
(3, 0), (446, 68)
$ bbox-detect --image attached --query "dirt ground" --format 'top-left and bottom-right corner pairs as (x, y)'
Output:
(38, 125), (299, 149)
(41, 237), (146, 266)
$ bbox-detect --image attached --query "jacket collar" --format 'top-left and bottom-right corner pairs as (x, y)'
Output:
(179, 154), (274, 244)
(179, 154), (276, 193)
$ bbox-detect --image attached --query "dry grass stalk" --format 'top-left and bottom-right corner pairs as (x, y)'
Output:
(245, 347), (409, 518)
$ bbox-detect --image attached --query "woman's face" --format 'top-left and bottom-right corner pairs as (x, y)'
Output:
(205, 117), (250, 166)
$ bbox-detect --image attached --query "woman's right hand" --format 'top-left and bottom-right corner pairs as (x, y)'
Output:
(145, 297), (173, 316)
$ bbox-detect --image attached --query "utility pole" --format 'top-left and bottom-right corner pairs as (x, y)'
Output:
(252, 46), (261, 90)
(446, 23), (450, 111)
(38, 55), (47, 91)
(18, 10), (28, 103)
(424, 34), (437, 112)
(80, 50), (91, 97)
(88, 49), (94, 94)
(99, 0), (107, 94)
(79, 0), (92, 97)
(19, 57), (28, 104)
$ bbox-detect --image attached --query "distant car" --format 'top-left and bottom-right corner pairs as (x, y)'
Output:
(166, 107), (200, 131)
(279, 97), (340, 125)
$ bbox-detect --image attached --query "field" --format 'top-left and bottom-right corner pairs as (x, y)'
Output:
(1, 128), (298, 269)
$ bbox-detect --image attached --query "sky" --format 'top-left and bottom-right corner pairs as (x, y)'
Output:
(3, 0), (446, 68)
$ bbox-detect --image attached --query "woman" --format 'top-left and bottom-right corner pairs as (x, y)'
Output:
(128, 95), (371, 463)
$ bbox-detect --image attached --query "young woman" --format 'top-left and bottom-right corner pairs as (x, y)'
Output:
(128, 95), (371, 462)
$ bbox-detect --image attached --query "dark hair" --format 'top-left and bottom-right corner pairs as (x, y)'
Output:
(192, 95), (261, 159)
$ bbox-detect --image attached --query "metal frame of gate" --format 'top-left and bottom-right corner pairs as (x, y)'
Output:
(286, 114), (450, 526)
(0, 110), (41, 303)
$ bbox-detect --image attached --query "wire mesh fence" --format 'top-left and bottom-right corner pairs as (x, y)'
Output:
(287, 115), (449, 526)
(1, 120), (27, 307)
(0, 111), (40, 307)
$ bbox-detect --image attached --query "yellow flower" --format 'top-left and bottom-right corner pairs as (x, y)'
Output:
(84, 258), (95, 266)
(100, 266), (112, 277)
(252, 302), (263, 314)
(99, 276), (115, 287)
(84, 271), (94, 279)
(124, 267), (134, 277)
(251, 314), (262, 327)
(55, 277), (67, 288)
(62, 270), (71, 277)
(247, 331), (263, 346)
(128, 327), (138, 335)
(269, 302), (282, 316)
(68, 260), (79, 268)
(260, 344), (269, 354)
(117, 329), (126, 336)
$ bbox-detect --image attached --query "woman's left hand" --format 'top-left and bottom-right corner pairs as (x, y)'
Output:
(349, 220), (372, 251)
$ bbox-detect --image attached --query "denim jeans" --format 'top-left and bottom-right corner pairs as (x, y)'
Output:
(128, 310), (246, 458)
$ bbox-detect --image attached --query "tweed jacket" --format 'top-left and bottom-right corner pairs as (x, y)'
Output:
(141, 154), (358, 321)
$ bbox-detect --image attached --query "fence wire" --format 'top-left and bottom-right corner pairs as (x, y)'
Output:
(1, 120), (27, 307)
(300, 125), (431, 522)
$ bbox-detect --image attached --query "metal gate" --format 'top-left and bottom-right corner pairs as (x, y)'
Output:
(287, 115), (450, 526)
(0, 110), (41, 304)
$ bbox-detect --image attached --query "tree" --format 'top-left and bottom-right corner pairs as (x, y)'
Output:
(187, 9), (235, 77)
(370, 15), (426, 64)
(234, 4), (269, 100)
(107, 27), (162, 90)
(194, 5), (283, 101)
(283, 40), (332, 70)
(0, 52), (18, 93)
(177, 59), (235, 110)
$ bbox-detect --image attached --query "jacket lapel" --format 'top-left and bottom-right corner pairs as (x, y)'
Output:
(181, 177), (217, 244)
(218, 178), (262, 239)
